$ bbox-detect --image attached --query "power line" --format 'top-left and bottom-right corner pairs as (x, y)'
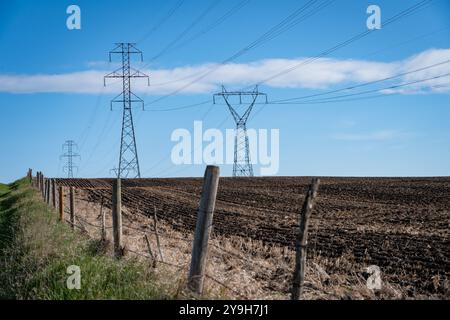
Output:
(150, 0), (433, 118)
(130, 0), (437, 178)
(77, 87), (105, 152)
(132, 0), (331, 139)
(248, 68), (450, 122)
(137, 0), (186, 44)
(362, 24), (450, 60)
(249, 0), (434, 89)
(144, 1), (427, 175)
(151, 113), (234, 178)
(144, 99), (211, 112)
(147, 0), (251, 87)
(148, 1), (222, 63)
(79, 111), (118, 173)
(277, 82), (450, 105)
(80, 18), (445, 176)
(89, 139), (121, 177)
(169, 0), (251, 53)
(270, 58), (450, 103)
(141, 110), (231, 178)
(144, 0), (332, 106)
(271, 72), (450, 105)
(135, 24), (450, 114)
(145, 0), (431, 108)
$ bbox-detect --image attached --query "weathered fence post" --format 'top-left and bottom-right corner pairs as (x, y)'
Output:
(153, 206), (165, 262)
(43, 178), (47, 200)
(291, 178), (320, 300)
(100, 195), (106, 241)
(27, 169), (32, 183)
(58, 186), (64, 221)
(52, 179), (56, 208)
(40, 174), (45, 198)
(188, 165), (220, 295)
(44, 179), (47, 202)
(41, 175), (45, 199)
(69, 187), (75, 230)
(37, 172), (41, 191)
(46, 179), (50, 204)
(47, 179), (51, 204)
(144, 234), (157, 268)
(112, 178), (124, 258)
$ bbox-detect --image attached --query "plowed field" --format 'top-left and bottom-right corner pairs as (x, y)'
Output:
(55, 177), (450, 297)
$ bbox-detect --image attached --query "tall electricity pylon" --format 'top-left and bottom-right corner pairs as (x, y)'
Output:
(104, 43), (149, 179)
(61, 140), (80, 178)
(213, 86), (267, 177)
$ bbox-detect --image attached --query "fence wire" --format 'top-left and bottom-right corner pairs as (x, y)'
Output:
(37, 181), (297, 300)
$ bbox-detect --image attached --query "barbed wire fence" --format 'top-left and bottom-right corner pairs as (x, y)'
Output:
(28, 168), (320, 300)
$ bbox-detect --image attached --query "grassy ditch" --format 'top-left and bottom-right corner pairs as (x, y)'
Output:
(0, 178), (171, 299)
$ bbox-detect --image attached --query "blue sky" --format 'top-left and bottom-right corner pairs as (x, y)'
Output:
(1, 0), (450, 182)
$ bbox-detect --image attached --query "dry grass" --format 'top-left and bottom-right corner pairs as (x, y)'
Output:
(69, 188), (420, 300)
(0, 179), (174, 299)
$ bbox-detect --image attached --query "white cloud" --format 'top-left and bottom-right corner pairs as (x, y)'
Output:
(0, 48), (449, 95)
(332, 130), (409, 142)
(393, 48), (450, 93)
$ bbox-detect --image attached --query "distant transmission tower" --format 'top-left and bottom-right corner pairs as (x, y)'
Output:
(110, 167), (121, 177)
(60, 140), (81, 178)
(104, 43), (150, 178)
(213, 85), (267, 177)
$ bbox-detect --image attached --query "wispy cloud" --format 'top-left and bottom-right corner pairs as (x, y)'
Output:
(332, 130), (409, 142)
(1, 48), (449, 95)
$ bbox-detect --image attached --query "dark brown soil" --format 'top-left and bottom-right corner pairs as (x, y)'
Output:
(55, 176), (450, 297)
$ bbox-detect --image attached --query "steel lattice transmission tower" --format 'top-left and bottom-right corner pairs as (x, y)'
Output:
(214, 86), (267, 177)
(104, 43), (149, 178)
(60, 140), (81, 178)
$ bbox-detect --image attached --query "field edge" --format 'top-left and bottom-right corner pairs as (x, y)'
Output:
(0, 178), (178, 300)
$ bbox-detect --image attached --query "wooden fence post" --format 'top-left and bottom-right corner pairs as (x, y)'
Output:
(58, 186), (64, 221)
(100, 195), (106, 241)
(40, 174), (45, 198)
(37, 172), (41, 191)
(35, 172), (39, 189)
(46, 179), (50, 204)
(291, 178), (320, 300)
(43, 178), (46, 200)
(144, 234), (157, 268)
(188, 165), (220, 295)
(69, 187), (75, 230)
(153, 206), (165, 262)
(44, 179), (47, 203)
(52, 179), (56, 208)
(112, 178), (124, 258)
(41, 175), (45, 199)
